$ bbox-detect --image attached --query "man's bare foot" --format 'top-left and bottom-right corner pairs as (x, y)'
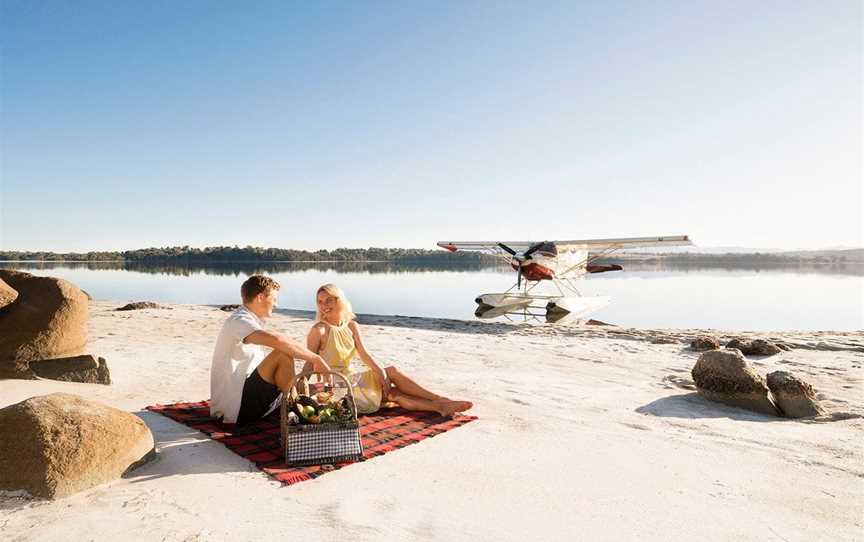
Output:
(435, 400), (473, 417)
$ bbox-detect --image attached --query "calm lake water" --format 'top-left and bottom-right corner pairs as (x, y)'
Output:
(2, 261), (862, 331)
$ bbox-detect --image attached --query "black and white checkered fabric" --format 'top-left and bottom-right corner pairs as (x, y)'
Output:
(285, 428), (362, 463)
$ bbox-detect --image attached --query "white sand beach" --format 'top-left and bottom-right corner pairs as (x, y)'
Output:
(1, 301), (862, 541)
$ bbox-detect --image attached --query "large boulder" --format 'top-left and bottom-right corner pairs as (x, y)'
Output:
(691, 349), (780, 416)
(0, 270), (89, 378)
(726, 338), (783, 356)
(767, 371), (823, 418)
(0, 393), (154, 499)
(0, 277), (17, 308)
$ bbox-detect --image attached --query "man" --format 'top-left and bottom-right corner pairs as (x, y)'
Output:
(210, 275), (330, 425)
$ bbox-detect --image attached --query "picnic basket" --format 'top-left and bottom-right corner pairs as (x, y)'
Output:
(280, 370), (364, 466)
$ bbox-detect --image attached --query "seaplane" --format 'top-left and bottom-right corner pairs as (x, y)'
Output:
(437, 235), (693, 324)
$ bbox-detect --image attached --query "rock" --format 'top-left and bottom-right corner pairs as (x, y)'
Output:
(726, 338), (782, 356)
(29, 355), (111, 385)
(0, 393), (155, 499)
(767, 371), (823, 418)
(219, 304), (240, 312)
(725, 338), (747, 351)
(585, 319), (613, 326)
(725, 338), (748, 349)
(116, 301), (164, 311)
(691, 349), (780, 416)
(0, 270), (89, 378)
(0, 277), (17, 308)
(748, 339), (783, 355)
(690, 335), (720, 351)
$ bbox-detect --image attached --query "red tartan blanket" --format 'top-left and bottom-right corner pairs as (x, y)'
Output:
(145, 401), (476, 485)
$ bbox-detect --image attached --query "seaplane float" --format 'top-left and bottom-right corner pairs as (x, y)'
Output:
(437, 235), (692, 324)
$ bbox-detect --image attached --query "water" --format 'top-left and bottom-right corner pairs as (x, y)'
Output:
(2, 261), (862, 331)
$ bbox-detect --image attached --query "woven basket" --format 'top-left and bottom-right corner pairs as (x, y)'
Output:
(280, 371), (364, 467)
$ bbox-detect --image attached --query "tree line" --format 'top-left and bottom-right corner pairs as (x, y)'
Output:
(0, 245), (497, 263)
(0, 260), (501, 277)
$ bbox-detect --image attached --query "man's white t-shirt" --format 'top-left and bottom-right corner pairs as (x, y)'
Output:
(210, 306), (272, 423)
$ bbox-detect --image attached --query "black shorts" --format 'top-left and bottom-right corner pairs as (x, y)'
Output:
(236, 368), (281, 426)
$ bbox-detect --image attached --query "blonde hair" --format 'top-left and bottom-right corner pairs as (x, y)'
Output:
(315, 283), (356, 323)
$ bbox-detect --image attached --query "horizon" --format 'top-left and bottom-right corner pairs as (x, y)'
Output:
(1, 242), (862, 255)
(1, 2), (861, 252)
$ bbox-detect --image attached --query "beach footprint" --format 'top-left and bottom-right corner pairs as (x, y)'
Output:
(662, 374), (696, 391)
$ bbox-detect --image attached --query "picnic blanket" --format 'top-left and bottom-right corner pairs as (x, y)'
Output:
(145, 400), (476, 485)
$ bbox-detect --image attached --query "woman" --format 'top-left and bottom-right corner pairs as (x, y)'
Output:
(307, 284), (472, 417)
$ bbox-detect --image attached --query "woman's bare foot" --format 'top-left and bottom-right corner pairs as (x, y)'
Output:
(435, 400), (473, 417)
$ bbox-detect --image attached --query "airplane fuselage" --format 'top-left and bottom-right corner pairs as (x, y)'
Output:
(510, 244), (589, 281)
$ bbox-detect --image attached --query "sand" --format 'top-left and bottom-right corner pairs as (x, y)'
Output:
(1, 301), (862, 541)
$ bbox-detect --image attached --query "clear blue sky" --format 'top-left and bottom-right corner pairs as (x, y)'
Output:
(1, 1), (861, 251)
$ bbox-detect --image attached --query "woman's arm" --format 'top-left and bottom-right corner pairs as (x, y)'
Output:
(348, 320), (391, 397)
(306, 324), (324, 355)
(303, 324), (327, 375)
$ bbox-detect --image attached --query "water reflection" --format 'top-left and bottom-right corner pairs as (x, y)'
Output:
(1, 261), (860, 330)
(609, 261), (863, 277)
(1, 260), (860, 277)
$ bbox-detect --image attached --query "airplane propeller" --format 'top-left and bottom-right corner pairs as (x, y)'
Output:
(498, 242), (543, 288)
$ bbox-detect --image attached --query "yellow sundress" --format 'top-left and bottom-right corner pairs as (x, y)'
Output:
(319, 320), (382, 414)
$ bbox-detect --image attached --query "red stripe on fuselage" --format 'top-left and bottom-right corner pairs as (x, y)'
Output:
(510, 261), (555, 281)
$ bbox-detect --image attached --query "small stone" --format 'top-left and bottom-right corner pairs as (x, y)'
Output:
(691, 335), (720, 351)
(749, 339), (782, 356)
(219, 304), (240, 312)
(29, 355), (111, 385)
(726, 338), (747, 350)
(767, 370), (823, 418)
(726, 338), (782, 356)
(116, 301), (164, 311)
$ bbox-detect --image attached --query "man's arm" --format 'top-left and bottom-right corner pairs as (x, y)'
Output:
(245, 330), (330, 372)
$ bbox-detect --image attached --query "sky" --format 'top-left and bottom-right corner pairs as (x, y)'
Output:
(1, 0), (861, 252)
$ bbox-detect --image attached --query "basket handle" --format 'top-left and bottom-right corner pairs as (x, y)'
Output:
(286, 370), (359, 420)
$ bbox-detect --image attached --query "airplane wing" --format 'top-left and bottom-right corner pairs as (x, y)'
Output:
(555, 235), (692, 251)
(558, 235), (692, 276)
(437, 235), (692, 253)
(437, 241), (533, 253)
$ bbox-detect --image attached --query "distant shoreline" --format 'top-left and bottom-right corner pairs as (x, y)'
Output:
(1, 253), (861, 266)
(0, 246), (861, 265)
(1, 259), (861, 265)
